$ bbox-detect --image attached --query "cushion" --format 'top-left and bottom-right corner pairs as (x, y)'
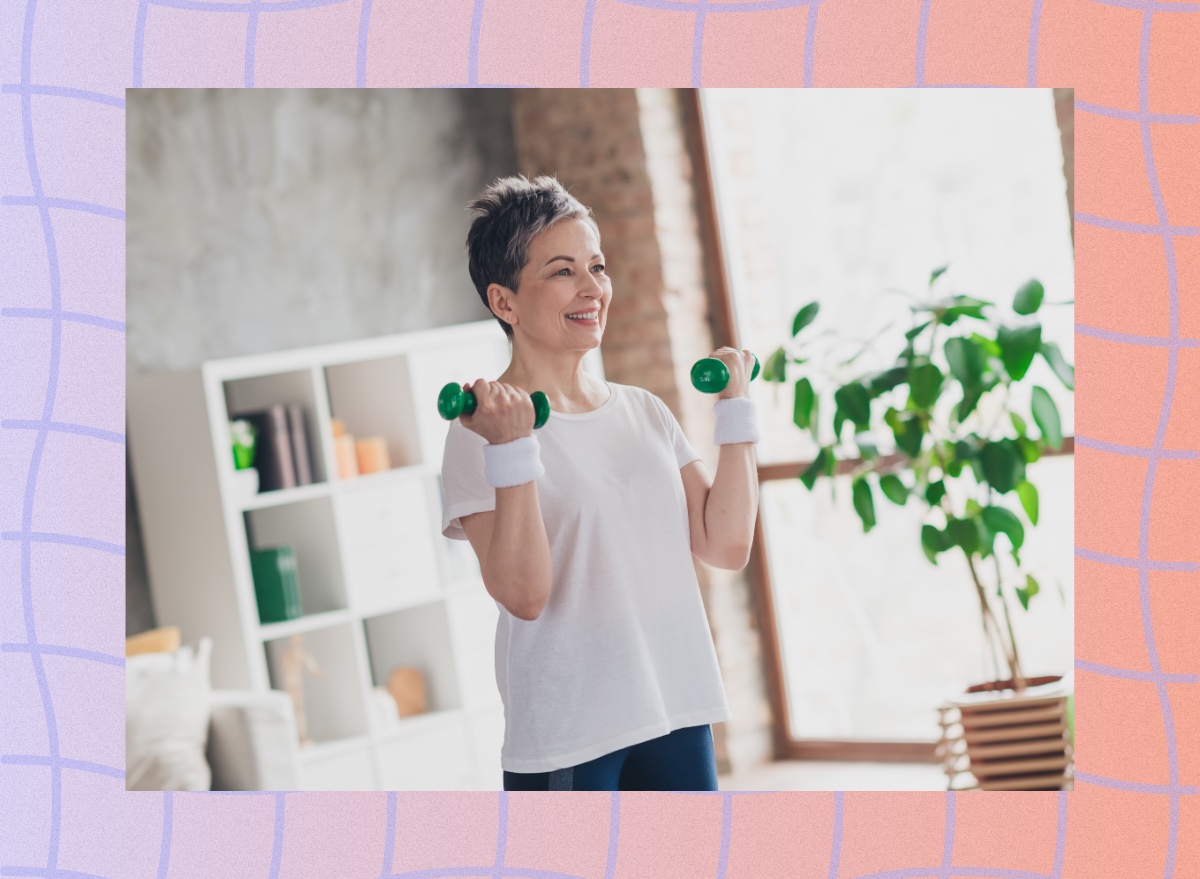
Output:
(126, 636), (213, 791)
(125, 625), (181, 657)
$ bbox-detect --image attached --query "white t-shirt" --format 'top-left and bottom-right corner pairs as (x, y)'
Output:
(440, 380), (732, 773)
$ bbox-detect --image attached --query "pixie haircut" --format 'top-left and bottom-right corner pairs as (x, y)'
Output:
(465, 174), (600, 341)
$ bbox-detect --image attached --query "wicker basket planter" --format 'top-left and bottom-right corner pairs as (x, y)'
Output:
(937, 675), (1073, 791)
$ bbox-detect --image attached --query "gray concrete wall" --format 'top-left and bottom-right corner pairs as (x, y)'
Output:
(126, 89), (517, 634)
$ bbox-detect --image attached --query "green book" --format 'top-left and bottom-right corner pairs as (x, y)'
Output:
(250, 546), (304, 624)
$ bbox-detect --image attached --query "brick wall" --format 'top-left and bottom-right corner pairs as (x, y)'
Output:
(510, 88), (774, 774)
(1053, 88), (1074, 245)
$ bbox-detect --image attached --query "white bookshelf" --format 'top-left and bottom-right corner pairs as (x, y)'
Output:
(128, 320), (605, 790)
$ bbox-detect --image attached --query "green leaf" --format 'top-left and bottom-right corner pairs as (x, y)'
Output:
(879, 474), (909, 505)
(1011, 412), (1028, 437)
(921, 524), (945, 564)
(977, 516), (996, 559)
(930, 265), (950, 286)
(793, 378), (815, 430)
(968, 458), (985, 483)
(981, 440), (1024, 494)
(834, 382), (872, 429)
(1031, 386), (1063, 450)
(905, 320), (932, 342)
(945, 337), (985, 388)
(929, 295), (993, 326)
(996, 324), (1043, 381)
(946, 517), (981, 555)
(800, 447), (832, 491)
(1016, 481), (1039, 525)
(947, 459), (964, 478)
(857, 440), (879, 461)
(851, 477), (876, 532)
(1016, 435), (1042, 463)
(970, 332), (1003, 359)
(909, 361), (944, 409)
(982, 505), (1025, 551)
(868, 366), (909, 396)
(792, 302), (820, 337)
(833, 407), (848, 442)
(954, 437), (981, 461)
(939, 304), (989, 325)
(1013, 279), (1045, 316)
(1040, 341), (1075, 390)
(763, 347), (788, 383)
(893, 415), (925, 458)
(1015, 574), (1041, 611)
(955, 387), (983, 424)
(925, 480), (947, 506)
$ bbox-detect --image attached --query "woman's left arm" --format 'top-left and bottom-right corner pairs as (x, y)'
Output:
(681, 445), (758, 570)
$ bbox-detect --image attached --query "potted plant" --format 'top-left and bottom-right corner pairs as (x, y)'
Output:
(766, 266), (1074, 789)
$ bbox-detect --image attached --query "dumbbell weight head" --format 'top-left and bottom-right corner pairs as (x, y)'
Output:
(437, 383), (551, 429)
(690, 352), (761, 394)
(530, 391), (551, 429)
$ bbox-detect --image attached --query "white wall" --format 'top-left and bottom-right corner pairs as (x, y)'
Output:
(126, 88), (518, 633)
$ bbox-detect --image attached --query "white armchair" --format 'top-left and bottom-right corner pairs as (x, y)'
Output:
(207, 689), (303, 791)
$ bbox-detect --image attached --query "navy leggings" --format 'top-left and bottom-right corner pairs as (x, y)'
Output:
(502, 724), (718, 791)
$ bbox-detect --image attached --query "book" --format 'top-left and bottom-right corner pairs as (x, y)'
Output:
(286, 402), (313, 486)
(250, 546), (304, 624)
(234, 404), (296, 492)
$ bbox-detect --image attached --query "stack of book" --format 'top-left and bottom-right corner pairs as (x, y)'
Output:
(936, 684), (1073, 791)
(233, 402), (315, 492)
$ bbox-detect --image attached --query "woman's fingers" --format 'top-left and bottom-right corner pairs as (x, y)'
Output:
(711, 347), (752, 397)
(462, 381), (534, 443)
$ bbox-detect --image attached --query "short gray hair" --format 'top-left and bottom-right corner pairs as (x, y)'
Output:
(465, 174), (600, 341)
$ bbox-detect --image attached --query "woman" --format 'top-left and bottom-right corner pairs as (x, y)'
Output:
(440, 175), (760, 791)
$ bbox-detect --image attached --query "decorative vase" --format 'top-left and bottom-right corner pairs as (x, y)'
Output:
(232, 466), (259, 501)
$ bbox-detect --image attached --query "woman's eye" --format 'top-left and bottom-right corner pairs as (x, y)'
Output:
(592, 264), (606, 273)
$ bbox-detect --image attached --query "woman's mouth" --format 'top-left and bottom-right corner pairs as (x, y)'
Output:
(566, 310), (600, 325)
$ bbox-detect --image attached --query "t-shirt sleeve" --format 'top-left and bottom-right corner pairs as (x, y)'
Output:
(439, 420), (496, 541)
(650, 392), (702, 469)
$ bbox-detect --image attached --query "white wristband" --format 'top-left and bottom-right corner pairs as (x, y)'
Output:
(713, 396), (761, 445)
(483, 434), (545, 488)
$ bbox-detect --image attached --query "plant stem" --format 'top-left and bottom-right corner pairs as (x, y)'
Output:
(992, 551), (1027, 691)
(964, 551), (1022, 688)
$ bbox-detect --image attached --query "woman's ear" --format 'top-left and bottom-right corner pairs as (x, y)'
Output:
(488, 282), (516, 326)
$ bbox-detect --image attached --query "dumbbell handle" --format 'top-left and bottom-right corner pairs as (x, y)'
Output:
(690, 353), (760, 394)
(437, 382), (551, 429)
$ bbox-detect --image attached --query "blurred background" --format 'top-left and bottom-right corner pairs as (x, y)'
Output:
(127, 88), (1074, 791)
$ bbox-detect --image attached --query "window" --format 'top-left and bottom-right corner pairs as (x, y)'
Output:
(700, 89), (1075, 745)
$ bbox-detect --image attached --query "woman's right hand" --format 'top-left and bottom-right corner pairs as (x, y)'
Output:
(459, 379), (536, 445)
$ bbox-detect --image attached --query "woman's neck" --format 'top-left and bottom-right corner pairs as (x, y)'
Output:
(499, 345), (607, 413)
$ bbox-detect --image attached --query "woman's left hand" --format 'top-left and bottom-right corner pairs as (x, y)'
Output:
(710, 347), (755, 399)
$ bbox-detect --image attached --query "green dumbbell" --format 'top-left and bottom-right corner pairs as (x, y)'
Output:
(437, 382), (551, 429)
(690, 353), (760, 394)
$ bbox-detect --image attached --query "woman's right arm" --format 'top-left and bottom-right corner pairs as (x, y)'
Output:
(457, 378), (552, 621)
(460, 490), (551, 621)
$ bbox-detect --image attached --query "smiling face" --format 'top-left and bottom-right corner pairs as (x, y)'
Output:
(488, 217), (611, 352)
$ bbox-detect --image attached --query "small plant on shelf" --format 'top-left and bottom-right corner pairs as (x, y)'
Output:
(765, 266), (1074, 692)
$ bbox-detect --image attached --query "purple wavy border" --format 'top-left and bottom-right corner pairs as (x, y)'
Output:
(0, 0), (1196, 877)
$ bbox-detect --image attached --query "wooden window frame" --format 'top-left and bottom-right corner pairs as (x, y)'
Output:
(682, 89), (1074, 764)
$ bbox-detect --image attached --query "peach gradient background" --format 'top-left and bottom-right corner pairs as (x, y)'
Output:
(1, 0), (1197, 876)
